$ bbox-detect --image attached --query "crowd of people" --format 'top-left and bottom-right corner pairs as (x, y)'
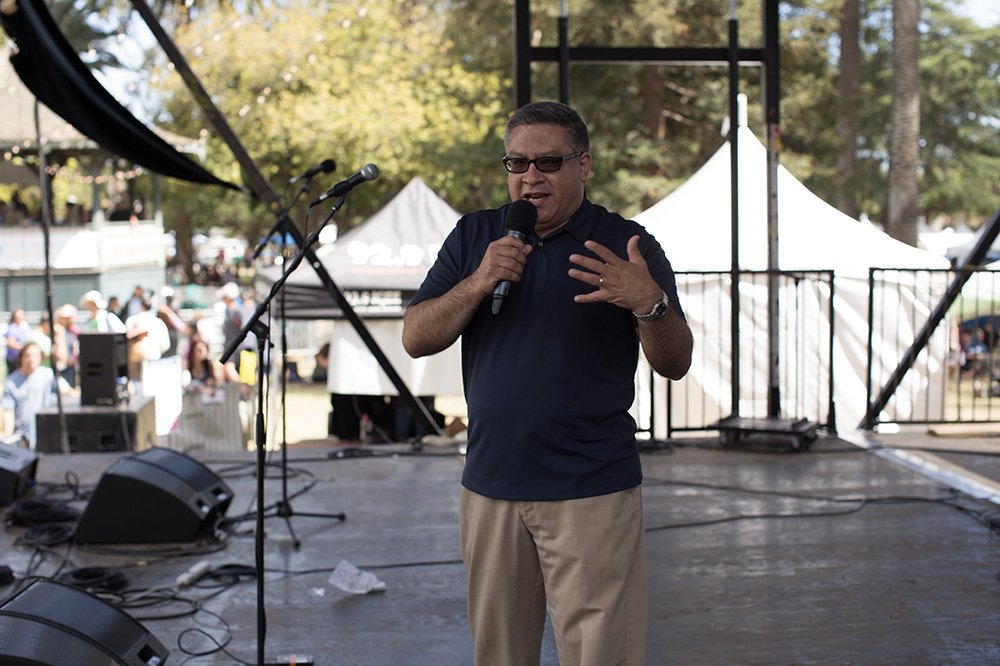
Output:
(1, 281), (259, 449)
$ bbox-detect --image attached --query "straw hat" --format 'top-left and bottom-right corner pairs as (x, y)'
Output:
(79, 290), (107, 309)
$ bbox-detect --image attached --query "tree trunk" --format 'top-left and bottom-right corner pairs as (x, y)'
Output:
(640, 64), (666, 142)
(175, 212), (197, 284)
(835, 0), (861, 218)
(887, 0), (920, 246)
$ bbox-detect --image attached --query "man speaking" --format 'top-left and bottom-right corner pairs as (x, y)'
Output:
(403, 101), (693, 666)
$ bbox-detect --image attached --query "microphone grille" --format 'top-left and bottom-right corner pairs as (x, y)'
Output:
(505, 199), (537, 235)
(362, 163), (380, 181)
(320, 159), (337, 173)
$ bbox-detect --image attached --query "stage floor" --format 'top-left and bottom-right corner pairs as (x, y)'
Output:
(2, 432), (999, 665)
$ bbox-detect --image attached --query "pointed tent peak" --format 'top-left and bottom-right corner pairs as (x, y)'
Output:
(299, 177), (461, 290)
(720, 93), (750, 136)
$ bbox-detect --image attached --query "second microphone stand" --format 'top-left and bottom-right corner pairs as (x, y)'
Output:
(250, 176), (346, 549)
(270, 233), (345, 548)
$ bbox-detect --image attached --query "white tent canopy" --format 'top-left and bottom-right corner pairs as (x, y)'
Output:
(636, 127), (945, 276)
(635, 122), (951, 433)
(258, 176), (463, 396)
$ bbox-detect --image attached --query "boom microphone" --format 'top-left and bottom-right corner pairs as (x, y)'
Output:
(491, 199), (538, 315)
(310, 163), (380, 205)
(288, 158), (336, 184)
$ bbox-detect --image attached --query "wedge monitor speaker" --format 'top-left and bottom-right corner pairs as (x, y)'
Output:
(0, 439), (37, 505)
(0, 579), (169, 665)
(74, 447), (233, 544)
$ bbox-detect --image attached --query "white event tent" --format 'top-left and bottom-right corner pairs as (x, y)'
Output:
(635, 118), (951, 434)
(257, 176), (464, 397)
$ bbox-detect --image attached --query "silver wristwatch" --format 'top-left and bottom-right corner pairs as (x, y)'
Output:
(633, 291), (670, 321)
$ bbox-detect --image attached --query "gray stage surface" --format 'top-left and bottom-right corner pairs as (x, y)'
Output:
(1, 433), (998, 665)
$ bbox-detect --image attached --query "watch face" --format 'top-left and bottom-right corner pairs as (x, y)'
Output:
(636, 293), (669, 320)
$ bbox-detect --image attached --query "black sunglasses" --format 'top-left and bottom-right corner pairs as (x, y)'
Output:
(502, 151), (584, 174)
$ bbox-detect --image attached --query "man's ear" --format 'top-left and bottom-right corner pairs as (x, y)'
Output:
(579, 152), (592, 182)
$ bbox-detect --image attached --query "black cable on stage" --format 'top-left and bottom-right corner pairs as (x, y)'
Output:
(15, 523), (75, 547)
(5, 499), (80, 526)
(56, 566), (129, 593)
(642, 476), (997, 533)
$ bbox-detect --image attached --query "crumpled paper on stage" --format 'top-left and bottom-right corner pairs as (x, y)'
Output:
(328, 559), (387, 594)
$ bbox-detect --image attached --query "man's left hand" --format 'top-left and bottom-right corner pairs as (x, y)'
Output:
(568, 236), (662, 313)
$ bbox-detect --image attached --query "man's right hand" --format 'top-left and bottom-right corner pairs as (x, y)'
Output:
(471, 236), (533, 296)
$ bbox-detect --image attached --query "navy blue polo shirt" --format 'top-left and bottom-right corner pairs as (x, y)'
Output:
(411, 199), (684, 501)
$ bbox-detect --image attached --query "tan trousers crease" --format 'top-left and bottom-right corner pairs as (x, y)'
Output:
(460, 485), (647, 666)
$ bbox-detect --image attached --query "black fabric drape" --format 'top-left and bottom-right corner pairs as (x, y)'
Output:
(1, 0), (241, 191)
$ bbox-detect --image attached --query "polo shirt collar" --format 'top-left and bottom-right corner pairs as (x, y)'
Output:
(541, 197), (596, 242)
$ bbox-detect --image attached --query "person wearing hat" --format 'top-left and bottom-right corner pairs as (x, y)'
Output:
(79, 290), (126, 333)
(55, 304), (80, 387)
(219, 282), (256, 375)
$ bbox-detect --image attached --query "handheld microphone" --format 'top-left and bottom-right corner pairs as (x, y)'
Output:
(288, 158), (336, 184)
(310, 163), (380, 205)
(491, 199), (537, 315)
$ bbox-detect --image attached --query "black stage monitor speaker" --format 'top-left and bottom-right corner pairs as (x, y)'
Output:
(79, 332), (128, 406)
(74, 447), (233, 544)
(0, 439), (37, 505)
(0, 579), (169, 665)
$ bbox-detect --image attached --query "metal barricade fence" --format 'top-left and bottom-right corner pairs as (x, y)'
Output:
(660, 270), (835, 437)
(868, 267), (1000, 427)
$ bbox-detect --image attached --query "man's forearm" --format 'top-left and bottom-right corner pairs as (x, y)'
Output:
(638, 310), (693, 380)
(402, 276), (487, 358)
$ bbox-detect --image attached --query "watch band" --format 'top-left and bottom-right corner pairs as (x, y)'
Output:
(634, 291), (669, 321)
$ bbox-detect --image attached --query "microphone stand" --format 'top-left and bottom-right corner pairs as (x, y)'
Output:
(220, 195), (349, 665)
(272, 231), (346, 548)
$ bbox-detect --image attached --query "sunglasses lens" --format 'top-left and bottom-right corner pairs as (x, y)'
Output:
(534, 158), (563, 172)
(505, 158), (529, 173)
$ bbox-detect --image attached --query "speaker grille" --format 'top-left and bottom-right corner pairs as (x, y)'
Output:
(0, 580), (168, 665)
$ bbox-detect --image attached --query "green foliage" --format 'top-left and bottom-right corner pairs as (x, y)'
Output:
(21, 0), (997, 245)
(150, 1), (506, 242)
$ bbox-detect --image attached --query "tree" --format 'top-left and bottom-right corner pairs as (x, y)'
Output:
(148, 1), (506, 246)
(886, 0), (920, 245)
(836, 0), (861, 218)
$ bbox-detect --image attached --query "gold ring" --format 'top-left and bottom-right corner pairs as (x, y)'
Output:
(598, 276), (605, 286)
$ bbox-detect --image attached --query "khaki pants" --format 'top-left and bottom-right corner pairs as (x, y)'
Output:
(460, 486), (647, 666)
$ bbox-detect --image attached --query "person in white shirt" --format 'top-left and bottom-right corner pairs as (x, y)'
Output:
(79, 290), (126, 333)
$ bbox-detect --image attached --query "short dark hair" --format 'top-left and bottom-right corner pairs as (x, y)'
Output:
(17, 341), (40, 368)
(504, 101), (591, 153)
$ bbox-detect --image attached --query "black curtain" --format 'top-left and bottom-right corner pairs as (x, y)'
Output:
(1, 0), (241, 191)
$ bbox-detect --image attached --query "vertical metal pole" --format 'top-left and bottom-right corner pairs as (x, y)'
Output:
(514, 0), (532, 107)
(763, 0), (781, 418)
(827, 271), (837, 432)
(728, 1), (741, 417)
(558, 0), (570, 104)
(34, 100), (69, 455)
